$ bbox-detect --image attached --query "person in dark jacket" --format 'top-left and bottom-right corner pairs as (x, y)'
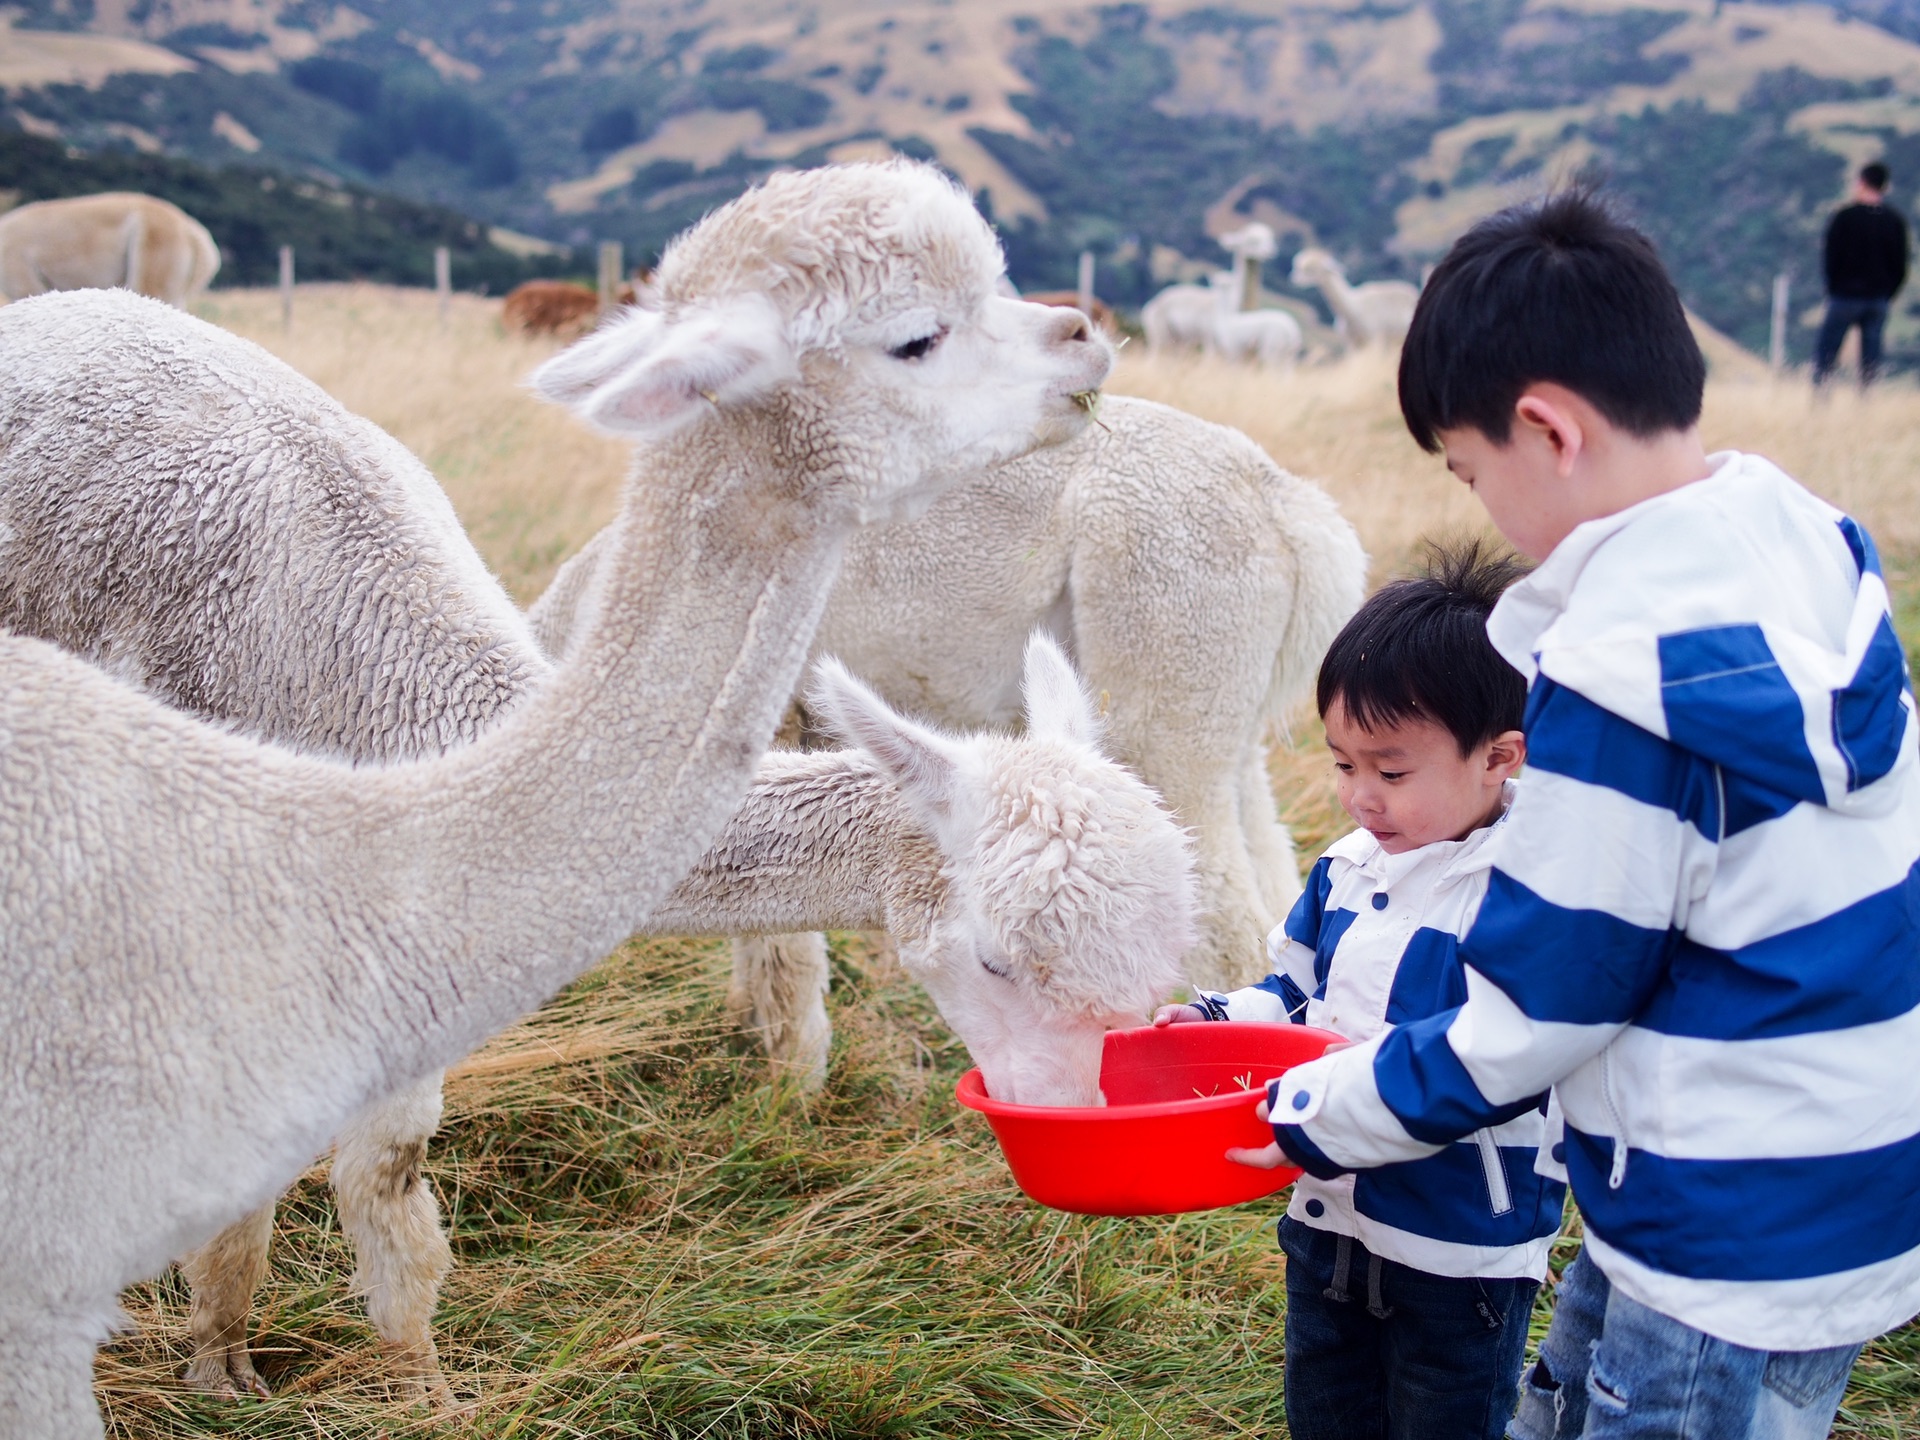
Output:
(1815, 161), (1909, 385)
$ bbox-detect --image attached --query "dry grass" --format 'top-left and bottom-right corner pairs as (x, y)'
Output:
(101, 288), (1920, 1437)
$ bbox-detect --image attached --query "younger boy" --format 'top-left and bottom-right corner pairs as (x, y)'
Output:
(1159, 543), (1559, 1440)
(1241, 191), (1920, 1439)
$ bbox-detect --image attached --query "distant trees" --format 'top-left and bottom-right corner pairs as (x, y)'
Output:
(289, 57), (520, 188)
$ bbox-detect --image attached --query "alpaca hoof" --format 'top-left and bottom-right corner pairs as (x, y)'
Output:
(379, 1338), (453, 1410)
(182, 1345), (272, 1401)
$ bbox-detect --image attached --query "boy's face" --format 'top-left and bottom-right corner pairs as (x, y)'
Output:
(1323, 696), (1525, 855)
(1436, 422), (1578, 562)
(1437, 384), (1713, 561)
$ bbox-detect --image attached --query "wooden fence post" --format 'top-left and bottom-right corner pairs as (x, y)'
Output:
(1769, 272), (1790, 373)
(435, 245), (451, 324)
(597, 241), (623, 309)
(1076, 250), (1095, 316)
(279, 245), (294, 332)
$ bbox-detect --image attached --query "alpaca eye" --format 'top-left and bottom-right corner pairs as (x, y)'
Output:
(889, 330), (944, 361)
(980, 955), (1013, 980)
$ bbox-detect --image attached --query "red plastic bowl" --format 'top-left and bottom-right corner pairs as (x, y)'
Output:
(955, 1022), (1346, 1216)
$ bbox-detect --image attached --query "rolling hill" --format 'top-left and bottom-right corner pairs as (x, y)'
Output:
(4, 0), (1919, 354)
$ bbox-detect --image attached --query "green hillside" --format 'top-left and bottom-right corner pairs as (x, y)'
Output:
(3, 0), (1917, 355)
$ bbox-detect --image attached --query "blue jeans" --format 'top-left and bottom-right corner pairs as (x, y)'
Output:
(1279, 1216), (1538, 1440)
(1813, 296), (1890, 384)
(1507, 1249), (1861, 1440)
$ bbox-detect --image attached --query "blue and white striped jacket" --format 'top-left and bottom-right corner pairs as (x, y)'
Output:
(1271, 452), (1920, 1352)
(1208, 803), (1566, 1279)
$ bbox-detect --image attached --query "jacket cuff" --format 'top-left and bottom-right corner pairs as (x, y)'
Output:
(1273, 1123), (1348, 1179)
(1266, 1077), (1349, 1180)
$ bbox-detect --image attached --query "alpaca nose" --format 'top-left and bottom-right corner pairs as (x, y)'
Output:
(1048, 308), (1092, 345)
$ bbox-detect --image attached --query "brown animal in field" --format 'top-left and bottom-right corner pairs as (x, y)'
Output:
(0, 192), (220, 308)
(501, 279), (602, 337)
(1022, 289), (1118, 336)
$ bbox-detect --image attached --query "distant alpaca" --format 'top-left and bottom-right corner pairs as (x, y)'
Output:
(502, 278), (602, 337)
(0, 160), (1111, 1439)
(1288, 247), (1419, 348)
(1205, 272), (1303, 368)
(1140, 275), (1301, 367)
(1141, 280), (1216, 353)
(0, 192), (219, 306)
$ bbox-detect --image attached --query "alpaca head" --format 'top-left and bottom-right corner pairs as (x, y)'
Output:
(809, 635), (1198, 1106)
(1289, 247), (1343, 288)
(529, 161), (1112, 525)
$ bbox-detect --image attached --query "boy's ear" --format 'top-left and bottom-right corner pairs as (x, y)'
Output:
(1513, 388), (1584, 476)
(1485, 729), (1527, 783)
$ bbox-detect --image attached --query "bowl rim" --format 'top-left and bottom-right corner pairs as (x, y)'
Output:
(954, 1066), (1281, 1122)
(953, 1022), (1346, 1123)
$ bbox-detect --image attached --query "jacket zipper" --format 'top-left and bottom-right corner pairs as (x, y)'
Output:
(1474, 1129), (1513, 1216)
(1600, 1041), (1629, 1189)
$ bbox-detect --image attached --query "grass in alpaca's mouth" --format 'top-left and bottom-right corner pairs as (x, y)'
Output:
(1071, 389), (1110, 432)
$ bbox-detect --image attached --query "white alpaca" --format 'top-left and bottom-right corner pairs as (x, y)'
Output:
(543, 395), (1367, 1034)
(0, 160), (1113, 1440)
(1140, 280), (1216, 352)
(1141, 274), (1301, 368)
(1288, 246), (1419, 348)
(1206, 272), (1304, 368)
(659, 639), (1197, 1104)
(0, 192), (220, 306)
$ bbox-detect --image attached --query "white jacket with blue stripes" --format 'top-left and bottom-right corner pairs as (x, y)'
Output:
(1271, 451), (1920, 1352)
(1207, 801), (1567, 1280)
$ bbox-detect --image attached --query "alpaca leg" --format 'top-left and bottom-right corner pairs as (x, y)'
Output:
(331, 1074), (453, 1406)
(1239, 745), (1304, 921)
(0, 1312), (106, 1440)
(728, 934), (832, 1090)
(178, 1203), (276, 1399)
(1183, 780), (1276, 991)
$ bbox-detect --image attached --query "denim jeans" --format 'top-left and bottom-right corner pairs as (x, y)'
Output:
(1506, 1249), (1861, 1440)
(1279, 1216), (1538, 1440)
(1813, 296), (1890, 384)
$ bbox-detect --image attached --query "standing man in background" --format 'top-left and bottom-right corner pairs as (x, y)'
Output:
(1814, 161), (1909, 386)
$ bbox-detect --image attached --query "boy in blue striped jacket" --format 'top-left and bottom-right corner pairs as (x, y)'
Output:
(1158, 543), (1565, 1439)
(1236, 191), (1920, 1439)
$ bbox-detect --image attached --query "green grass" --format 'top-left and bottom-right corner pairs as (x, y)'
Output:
(94, 573), (1920, 1439)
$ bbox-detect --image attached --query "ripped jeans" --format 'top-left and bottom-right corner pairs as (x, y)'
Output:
(1509, 1250), (1861, 1440)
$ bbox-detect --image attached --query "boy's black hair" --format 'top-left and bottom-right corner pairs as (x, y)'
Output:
(1863, 161), (1891, 192)
(1398, 189), (1706, 454)
(1316, 539), (1530, 756)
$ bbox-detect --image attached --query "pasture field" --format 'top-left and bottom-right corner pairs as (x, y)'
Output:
(93, 285), (1920, 1438)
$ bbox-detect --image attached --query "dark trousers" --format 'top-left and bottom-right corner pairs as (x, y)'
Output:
(1813, 296), (1890, 384)
(1280, 1216), (1538, 1440)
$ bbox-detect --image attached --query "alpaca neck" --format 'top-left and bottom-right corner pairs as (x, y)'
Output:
(341, 401), (869, 1079)
(644, 750), (949, 942)
(1315, 269), (1368, 337)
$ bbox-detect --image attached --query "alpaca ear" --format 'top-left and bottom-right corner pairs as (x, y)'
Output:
(528, 295), (796, 437)
(808, 657), (961, 819)
(1021, 633), (1100, 748)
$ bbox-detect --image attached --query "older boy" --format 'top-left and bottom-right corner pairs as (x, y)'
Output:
(1238, 192), (1920, 1438)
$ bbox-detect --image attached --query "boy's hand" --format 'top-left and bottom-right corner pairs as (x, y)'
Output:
(1152, 1003), (1207, 1026)
(1226, 1092), (1288, 1169)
